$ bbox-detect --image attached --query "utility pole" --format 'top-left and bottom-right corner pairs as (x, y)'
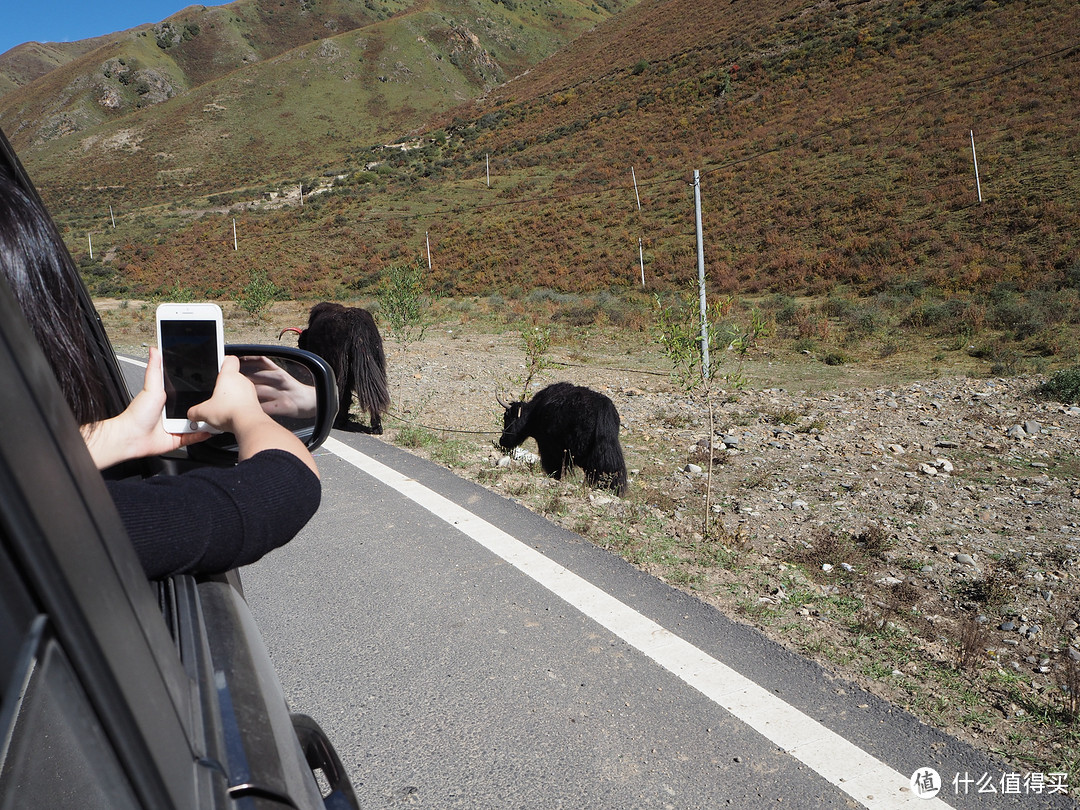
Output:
(638, 237), (645, 287)
(970, 130), (982, 203)
(693, 170), (709, 379)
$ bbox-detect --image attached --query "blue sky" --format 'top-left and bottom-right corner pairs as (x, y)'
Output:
(0, 2), (214, 56)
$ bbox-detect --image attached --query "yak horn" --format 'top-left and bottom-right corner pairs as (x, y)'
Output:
(278, 327), (302, 340)
(495, 390), (510, 409)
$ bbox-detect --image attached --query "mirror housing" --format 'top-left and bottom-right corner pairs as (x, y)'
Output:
(186, 345), (338, 465)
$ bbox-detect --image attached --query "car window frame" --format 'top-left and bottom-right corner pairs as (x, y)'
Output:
(0, 272), (208, 807)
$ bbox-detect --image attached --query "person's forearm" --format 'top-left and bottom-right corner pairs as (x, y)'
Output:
(81, 419), (127, 470)
(230, 412), (319, 478)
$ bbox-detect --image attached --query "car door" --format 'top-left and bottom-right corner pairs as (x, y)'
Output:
(0, 131), (355, 809)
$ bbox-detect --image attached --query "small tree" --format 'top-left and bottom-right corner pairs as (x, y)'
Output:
(236, 270), (281, 321)
(654, 287), (750, 538)
(378, 256), (429, 346)
(512, 325), (553, 401)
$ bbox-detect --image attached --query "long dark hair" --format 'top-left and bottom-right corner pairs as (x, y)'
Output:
(0, 164), (111, 425)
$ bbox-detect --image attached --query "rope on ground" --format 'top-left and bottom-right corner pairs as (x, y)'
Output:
(549, 360), (670, 378)
(382, 360), (670, 435)
(384, 410), (500, 437)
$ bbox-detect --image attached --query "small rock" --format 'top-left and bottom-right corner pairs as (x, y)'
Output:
(954, 553), (976, 567)
(511, 448), (539, 464)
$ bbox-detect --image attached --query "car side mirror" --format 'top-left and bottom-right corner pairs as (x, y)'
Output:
(186, 345), (338, 464)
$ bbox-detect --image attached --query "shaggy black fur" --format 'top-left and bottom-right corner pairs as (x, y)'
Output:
(499, 382), (627, 495)
(298, 302), (389, 433)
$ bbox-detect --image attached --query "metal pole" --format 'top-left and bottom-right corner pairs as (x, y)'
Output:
(486, 153), (490, 187)
(638, 237), (645, 287)
(970, 130), (982, 203)
(632, 167), (641, 211)
(233, 219), (238, 251)
(693, 170), (709, 379)
(426, 231), (432, 270)
(300, 183), (304, 206)
(109, 205), (115, 228)
(88, 233), (93, 260)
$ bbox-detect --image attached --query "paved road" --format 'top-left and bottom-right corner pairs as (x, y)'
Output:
(240, 430), (1073, 810)
(115, 356), (1075, 809)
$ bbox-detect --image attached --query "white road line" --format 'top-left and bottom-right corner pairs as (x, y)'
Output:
(324, 437), (952, 809)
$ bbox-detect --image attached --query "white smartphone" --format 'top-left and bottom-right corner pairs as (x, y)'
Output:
(156, 302), (224, 434)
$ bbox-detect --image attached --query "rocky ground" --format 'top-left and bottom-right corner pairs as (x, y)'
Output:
(377, 321), (1080, 783)
(100, 299), (1080, 782)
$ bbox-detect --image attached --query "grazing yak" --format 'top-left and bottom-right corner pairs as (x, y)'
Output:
(281, 302), (389, 433)
(498, 382), (628, 495)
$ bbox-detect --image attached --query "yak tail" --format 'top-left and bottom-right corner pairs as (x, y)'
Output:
(349, 327), (390, 415)
(590, 414), (628, 496)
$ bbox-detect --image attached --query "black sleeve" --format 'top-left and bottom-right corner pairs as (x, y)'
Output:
(107, 449), (321, 579)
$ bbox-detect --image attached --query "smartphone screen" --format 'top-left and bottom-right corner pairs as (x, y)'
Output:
(161, 319), (220, 418)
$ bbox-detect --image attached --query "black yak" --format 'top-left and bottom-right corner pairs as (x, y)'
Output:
(281, 302), (389, 433)
(498, 382), (628, 495)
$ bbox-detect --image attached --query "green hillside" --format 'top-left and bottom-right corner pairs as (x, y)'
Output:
(0, 35), (124, 96)
(1, 0), (627, 197)
(7, 0), (1080, 366)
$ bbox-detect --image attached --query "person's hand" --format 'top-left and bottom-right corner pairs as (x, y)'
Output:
(186, 355), (264, 434)
(239, 355), (318, 418)
(82, 348), (211, 469)
(188, 355), (319, 478)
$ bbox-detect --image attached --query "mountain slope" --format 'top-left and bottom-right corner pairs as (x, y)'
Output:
(0, 35), (126, 96)
(11, 0), (1080, 360)
(1, 0), (634, 205)
(0, 0), (413, 135)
